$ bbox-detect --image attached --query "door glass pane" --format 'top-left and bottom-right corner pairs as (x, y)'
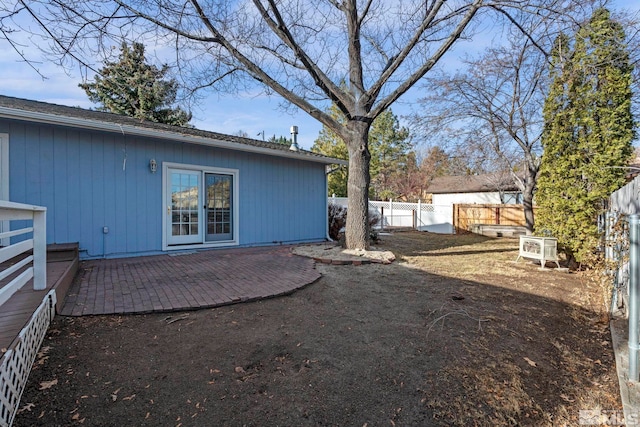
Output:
(205, 173), (233, 241)
(171, 172), (200, 237)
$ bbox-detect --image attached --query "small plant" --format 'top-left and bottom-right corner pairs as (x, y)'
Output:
(368, 209), (381, 243)
(328, 203), (347, 241)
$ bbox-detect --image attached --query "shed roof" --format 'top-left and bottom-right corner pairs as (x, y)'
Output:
(425, 172), (520, 194)
(0, 95), (347, 165)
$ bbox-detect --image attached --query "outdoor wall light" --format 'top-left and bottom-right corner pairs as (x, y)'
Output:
(149, 158), (157, 173)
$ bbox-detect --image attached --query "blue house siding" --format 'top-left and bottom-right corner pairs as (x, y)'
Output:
(3, 118), (328, 259)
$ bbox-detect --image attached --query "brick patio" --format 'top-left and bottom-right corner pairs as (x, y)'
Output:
(60, 246), (321, 316)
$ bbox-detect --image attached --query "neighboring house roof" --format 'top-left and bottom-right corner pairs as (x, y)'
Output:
(425, 172), (519, 194)
(626, 163), (640, 181)
(0, 95), (347, 165)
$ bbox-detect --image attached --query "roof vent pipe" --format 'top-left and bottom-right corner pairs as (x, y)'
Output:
(289, 125), (300, 152)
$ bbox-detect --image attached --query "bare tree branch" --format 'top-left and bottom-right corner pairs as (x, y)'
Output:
(366, 0), (450, 107)
(489, 5), (549, 58)
(188, 0), (346, 135)
(253, 0), (352, 113)
(370, 0), (482, 118)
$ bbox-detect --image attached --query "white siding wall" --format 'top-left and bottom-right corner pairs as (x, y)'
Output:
(432, 191), (521, 205)
(432, 192), (503, 205)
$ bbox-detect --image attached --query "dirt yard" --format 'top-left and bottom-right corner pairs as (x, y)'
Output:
(13, 231), (621, 426)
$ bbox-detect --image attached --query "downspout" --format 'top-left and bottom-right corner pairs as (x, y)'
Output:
(325, 165), (342, 242)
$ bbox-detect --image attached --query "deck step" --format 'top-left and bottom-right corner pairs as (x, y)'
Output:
(47, 242), (79, 262)
(49, 249), (79, 313)
(46, 242), (80, 312)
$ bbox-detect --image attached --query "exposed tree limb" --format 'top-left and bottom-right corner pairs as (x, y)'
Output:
(371, 0), (483, 118)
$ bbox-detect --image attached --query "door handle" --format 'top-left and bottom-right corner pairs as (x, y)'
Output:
(167, 206), (171, 214)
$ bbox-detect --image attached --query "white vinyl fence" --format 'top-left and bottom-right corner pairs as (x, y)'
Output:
(329, 196), (454, 234)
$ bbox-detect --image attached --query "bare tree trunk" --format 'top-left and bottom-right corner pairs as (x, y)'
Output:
(522, 161), (538, 234)
(523, 183), (535, 234)
(345, 120), (371, 250)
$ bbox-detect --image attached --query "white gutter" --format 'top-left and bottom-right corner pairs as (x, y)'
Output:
(0, 106), (348, 166)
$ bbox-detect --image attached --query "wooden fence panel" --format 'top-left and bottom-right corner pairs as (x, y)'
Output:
(499, 206), (528, 226)
(453, 204), (535, 233)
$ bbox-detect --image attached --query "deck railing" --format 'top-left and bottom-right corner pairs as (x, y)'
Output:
(0, 200), (47, 307)
(0, 201), (51, 427)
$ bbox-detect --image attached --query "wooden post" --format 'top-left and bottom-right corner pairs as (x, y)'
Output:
(32, 208), (47, 290)
(453, 204), (458, 234)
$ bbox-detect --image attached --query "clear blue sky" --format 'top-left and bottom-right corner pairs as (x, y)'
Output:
(0, 0), (637, 149)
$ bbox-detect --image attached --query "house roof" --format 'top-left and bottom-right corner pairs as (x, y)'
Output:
(0, 95), (347, 165)
(425, 172), (520, 194)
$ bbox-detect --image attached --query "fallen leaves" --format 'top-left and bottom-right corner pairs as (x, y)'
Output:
(523, 357), (537, 367)
(17, 402), (35, 413)
(39, 379), (58, 390)
(560, 394), (575, 403)
(110, 387), (121, 402)
(164, 314), (190, 324)
(207, 368), (221, 384)
(70, 407), (86, 423)
(36, 346), (51, 366)
(71, 412), (86, 423)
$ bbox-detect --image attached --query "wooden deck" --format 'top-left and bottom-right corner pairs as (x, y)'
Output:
(0, 244), (78, 354)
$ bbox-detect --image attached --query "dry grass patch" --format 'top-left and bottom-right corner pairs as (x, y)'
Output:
(385, 231), (526, 279)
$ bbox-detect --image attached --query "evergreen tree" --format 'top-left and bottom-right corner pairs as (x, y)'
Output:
(311, 104), (349, 196)
(368, 110), (412, 200)
(268, 135), (291, 146)
(79, 42), (191, 126)
(535, 9), (635, 264)
(311, 106), (412, 199)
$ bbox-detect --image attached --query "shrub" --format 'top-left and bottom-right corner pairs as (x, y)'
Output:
(328, 203), (382, 243)
(328, 203), (347, 240)
(368, 209), (381, 242)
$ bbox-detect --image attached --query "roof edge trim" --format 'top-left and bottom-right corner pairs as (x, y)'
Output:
(0, 106), (348, 166)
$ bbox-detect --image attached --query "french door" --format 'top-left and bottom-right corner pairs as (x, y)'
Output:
(167, 169), (202, 245)
(165, 166), (236, 247)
